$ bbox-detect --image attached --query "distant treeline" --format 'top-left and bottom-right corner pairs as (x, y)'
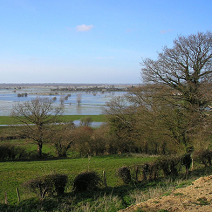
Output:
(50, 86), (134, 93)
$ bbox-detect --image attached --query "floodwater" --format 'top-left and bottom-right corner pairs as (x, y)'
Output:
(0, 86), (126, 116)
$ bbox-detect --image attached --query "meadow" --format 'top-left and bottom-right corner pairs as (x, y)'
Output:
(1, 153), (212, 212)
(0, 154), (155, 208)
(0, 115), (106, 125)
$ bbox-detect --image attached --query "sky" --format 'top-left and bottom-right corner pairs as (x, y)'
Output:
(0, 0), (212, 84)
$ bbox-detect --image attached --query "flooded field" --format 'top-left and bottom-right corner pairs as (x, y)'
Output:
(0, 84), (127, 116)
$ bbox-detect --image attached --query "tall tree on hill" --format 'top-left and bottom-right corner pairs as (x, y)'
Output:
(141, 31), (212, 111)
(141, 31), (212, 146)
(11, 97), (63, 158)
(105, 32), (212, 153)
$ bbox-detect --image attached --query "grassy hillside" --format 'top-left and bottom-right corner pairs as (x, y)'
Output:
(1, 154), (212, 211)
(0, 154), (155, 205)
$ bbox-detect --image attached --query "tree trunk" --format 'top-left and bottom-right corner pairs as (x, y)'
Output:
(37, 142), (43, 158)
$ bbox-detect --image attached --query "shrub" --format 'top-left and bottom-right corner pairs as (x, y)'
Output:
(157, 157), (170, 177)
(80, 116), (93, 127)
(73, 171), (102, 192)
(157, 156), (181, 177)
(181, 153), (192, 169)
(140, 163), (149, 181)
(0, 144), (27, 161)
(51, 174), (68, 196)
(137, 156), (181, 182)
(22, 173), (68, 198)
(117, 167), (131, 184)
(181, 153), (192, 179)
(148, 161), (160, 181)
(193, 149), (212, 167)
(169, 156), (181, 176)
(72, 126), (93, 156)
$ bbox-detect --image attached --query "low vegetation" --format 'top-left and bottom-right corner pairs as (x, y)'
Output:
(22, 173), (68, 198)
(73, 171), (102, 192)
(117, 167), (132, 184)
(0, 153), (212, 211)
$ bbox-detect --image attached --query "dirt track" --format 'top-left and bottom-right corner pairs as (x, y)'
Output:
(119, 175), (212, 212)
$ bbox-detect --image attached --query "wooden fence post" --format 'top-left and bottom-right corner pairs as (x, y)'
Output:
(135, 166), (139, 183)
(16, 187), (20, 202)
(103, 170), (107, 187)
(4, 192), (8, 204)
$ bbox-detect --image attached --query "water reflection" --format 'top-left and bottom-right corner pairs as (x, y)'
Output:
(0, 88), (126, 116)
(76, 105), (82, 114)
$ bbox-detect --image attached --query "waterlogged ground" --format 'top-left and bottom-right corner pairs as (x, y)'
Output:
(0, 85), (126, 116)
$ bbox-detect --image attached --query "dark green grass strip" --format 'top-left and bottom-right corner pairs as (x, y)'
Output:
(0, 115), (106, 125)
(61, 114), (106, 122)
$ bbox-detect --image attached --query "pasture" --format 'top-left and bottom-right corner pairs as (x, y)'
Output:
(0, 154), (155, 203)
(0, 115), (106, 125)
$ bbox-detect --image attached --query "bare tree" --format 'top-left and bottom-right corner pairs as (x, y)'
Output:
(52, 122), (75, 157)
(141, 31), (212, 110)
(60, 96), (65, 105)
(104, 32), (212, 154)
(79, 116), (93, 127)
(11, 97), (63, 158)
(141, 32), (212, 148)
(77, 93), (82, 105)
(127, 85), (195, 147)
(104, 96), (139, 153)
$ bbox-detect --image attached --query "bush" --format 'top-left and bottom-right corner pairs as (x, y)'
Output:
(140, 163), (149, 181)
(148, 161), (160, 181)
(169, 156), (181, 176)
(80, 116), (93, 127)
(181, 153), (192, 169)
(157, 156), (181, 177)
(181, 153), (192, 179)
(136, 156), (181, 182)
(157, 157), (170, 177)
(117, 167), (131, 184)
(73, 171), (102, 192)
(193, 149), (212, 167)
(0, 144), (27, 161)
(22, 173), (68, 198)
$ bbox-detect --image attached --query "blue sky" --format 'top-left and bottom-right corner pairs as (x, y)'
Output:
(0, 0), (212, 84)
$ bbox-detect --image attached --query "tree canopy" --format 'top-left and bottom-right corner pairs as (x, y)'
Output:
(141, 31), (212, 110)
(105, 31), (212, 154)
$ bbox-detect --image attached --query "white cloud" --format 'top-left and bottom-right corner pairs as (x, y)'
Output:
(94, 56), (115, 60)
(160, 29), (172, 34)
(76, 24), (94, 32)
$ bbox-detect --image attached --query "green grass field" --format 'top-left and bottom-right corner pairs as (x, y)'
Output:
(1, 153), (212, 211)
(0, 154), (155, 205)
(0, 115), (106, 125)
(0, 116), (16, 125)
(61, 114), (106, 122)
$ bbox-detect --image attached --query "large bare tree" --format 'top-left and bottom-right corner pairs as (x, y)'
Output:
(141, 31), (212, 110)
(12, 97), (63, 158)
(104, 32), (212, 154)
